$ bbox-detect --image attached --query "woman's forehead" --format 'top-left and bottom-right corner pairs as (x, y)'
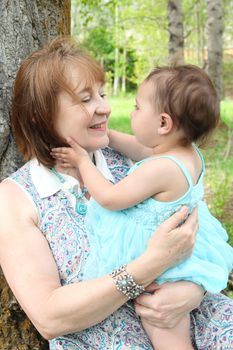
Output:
(65, 62), (104, 91)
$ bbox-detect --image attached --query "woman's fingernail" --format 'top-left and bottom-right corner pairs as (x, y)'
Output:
(181, 206), (188, 214)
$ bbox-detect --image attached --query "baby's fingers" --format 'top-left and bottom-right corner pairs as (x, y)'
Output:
(50, 151), (65, 160)
(51, 147), (70, 154)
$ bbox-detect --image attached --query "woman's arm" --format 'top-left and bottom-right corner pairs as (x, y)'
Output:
(108, 129), (153, 161)
(0, 180), (198, 339)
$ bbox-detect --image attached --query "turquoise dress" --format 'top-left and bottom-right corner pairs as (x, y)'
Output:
(84, 150), (233, 293)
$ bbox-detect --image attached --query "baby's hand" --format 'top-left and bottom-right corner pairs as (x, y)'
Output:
(51, 138), (88, 167)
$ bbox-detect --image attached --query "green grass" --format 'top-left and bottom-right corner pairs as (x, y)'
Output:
(221, 100), (233, 128)
(108, 95), (134, 134)
(108, 94), (233, 297)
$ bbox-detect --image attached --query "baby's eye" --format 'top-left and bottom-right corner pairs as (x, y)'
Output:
(134, 104), (139, 110)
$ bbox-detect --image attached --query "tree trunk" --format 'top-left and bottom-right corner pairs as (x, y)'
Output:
(206, 0), (223, 101)
(121, 44), (127, 94)
(0, 1), (70, 348)
(167, 0), (184, 65)
(196, 0), (201, 65)
(113, 3), (119, 96)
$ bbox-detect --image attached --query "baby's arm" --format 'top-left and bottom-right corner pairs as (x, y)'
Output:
(51, 138), (169, 211)
(108, 129), (153, 161)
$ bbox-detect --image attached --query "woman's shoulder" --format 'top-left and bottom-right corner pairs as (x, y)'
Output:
(0, 161), (38, 222)
(102, 147), (132, 165)
(102, 147), (133, 182)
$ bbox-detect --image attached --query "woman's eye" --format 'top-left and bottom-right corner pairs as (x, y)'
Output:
(100, 92), (106, 98)
(82, 96), (91, 103)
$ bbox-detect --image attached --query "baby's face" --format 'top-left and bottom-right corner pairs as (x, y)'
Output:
(130, 81), (161, 148)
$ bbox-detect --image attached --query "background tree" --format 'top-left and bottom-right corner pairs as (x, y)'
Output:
(0, 1), (70, 348)
(167, 0), (184, 65)
(206, 0), (223, 101)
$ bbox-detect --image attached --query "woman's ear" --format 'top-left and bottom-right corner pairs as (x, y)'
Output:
(158, 113), (173, 135)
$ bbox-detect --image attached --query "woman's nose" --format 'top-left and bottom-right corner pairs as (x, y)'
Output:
(96, 101), (111, 116)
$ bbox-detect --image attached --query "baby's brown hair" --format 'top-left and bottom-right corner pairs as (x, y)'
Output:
(145, 65), (219, 146)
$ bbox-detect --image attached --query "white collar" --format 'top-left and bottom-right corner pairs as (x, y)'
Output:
(30, 149), (115, 199)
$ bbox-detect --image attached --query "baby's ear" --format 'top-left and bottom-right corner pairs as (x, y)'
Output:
(158, 113), (173, 135)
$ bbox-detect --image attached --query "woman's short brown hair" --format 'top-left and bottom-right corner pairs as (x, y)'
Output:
(145, 65), (219, 146)
(11, 36), (105, 167)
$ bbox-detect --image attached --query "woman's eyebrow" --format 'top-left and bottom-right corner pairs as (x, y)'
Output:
(74, 87), (92, 94)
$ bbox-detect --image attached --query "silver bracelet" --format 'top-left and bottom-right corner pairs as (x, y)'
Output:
(110, 264), (145, 299)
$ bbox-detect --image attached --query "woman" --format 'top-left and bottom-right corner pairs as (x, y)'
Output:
(0, 37), (232, 349)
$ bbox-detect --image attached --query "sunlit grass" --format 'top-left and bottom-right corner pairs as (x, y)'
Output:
(108, 95), (134, 134)
(221, 100), (233, 128)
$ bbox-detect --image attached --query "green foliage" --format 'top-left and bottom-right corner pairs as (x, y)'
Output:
(82, 27), (115, 69)
(72, 0), (233, 95)
(223, 61), (233, 99)
(221, 100), (233, 128)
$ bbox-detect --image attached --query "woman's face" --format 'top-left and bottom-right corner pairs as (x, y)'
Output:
(56, 68), (111, 152)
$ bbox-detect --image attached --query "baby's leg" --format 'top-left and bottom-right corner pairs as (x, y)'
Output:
(141, 314), (194, 350)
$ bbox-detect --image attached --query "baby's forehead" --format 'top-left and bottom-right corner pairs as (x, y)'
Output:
(137, 80), (156, 97)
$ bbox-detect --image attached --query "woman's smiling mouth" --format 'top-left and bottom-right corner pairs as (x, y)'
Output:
(90, 122), (107, 131)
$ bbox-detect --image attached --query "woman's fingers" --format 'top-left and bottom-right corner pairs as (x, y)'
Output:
(135, 291), (158, 308)
(183, 207), (199, 235)
(145, 283), (160, 293)
(135, 300), (174, 328)
(158, 206), (189, 233)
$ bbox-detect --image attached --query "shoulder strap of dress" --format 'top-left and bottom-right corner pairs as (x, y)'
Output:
(192, 143), (205, 177)
(135, 155), (194, 188)
(130, 145), (205, 187)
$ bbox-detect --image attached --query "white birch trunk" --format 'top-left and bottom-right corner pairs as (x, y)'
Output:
(113, 3), (119, 96)
(167, 0), (184, 65)
(206, 0), (223, 101)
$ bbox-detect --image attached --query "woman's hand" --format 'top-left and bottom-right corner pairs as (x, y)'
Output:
(135, 281), (204, 329)
(51, 137), (88, 168)
(127, 207), (198, 290)
(147, 207), (198, 270)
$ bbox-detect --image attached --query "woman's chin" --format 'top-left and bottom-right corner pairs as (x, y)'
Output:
(87, 135), (110, 152)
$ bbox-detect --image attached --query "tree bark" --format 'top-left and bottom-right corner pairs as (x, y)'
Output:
(113, 3), (119, 96)
(167, 0), (184, 65)
(206, 0), (223, 101)
(121, 43), (127, 93)
(0, 1), (70, 348)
